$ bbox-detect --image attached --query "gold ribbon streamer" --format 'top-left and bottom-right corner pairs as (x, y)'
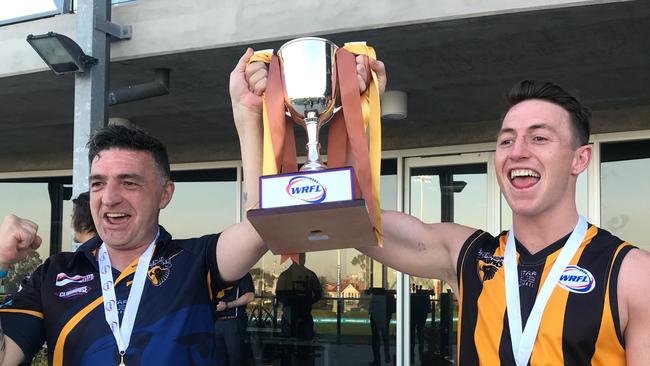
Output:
(342, 43), (383, 244)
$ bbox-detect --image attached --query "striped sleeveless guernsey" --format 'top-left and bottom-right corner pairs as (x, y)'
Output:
(456, 224), (635, 365)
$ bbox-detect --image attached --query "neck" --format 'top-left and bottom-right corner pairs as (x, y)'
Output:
(512, 209), (579, 254)
(106, 245), (150, 272)
(104, 233), (156, 272)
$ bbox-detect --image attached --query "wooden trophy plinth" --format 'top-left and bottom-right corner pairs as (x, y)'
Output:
(247, 199), (377, 254)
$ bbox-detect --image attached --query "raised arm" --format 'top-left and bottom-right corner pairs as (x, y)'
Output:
(216, 49), (268, 282)
(0, 336), (25, 366)
(360, 211), (476, 291)
(354, 58), (476, 289)
(0, 214), (42, 365)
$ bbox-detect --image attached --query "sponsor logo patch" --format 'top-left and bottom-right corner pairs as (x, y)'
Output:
(55, 272), (94, 287)
(558, 265), (595, 294)
(56, 285), (92, 299)
(285, 176), (327, 203)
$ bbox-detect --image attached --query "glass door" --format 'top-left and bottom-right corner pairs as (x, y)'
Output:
(401, 152), (496, 365)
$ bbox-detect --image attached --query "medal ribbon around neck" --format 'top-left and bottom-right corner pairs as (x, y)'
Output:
(98, 231), (158, 361)
(504, 215), (588, 366)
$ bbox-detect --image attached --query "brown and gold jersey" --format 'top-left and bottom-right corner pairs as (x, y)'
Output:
(456, 224), (635, 365)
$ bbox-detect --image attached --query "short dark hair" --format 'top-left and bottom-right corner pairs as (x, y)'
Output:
(87, 124), (171, 179)
(505, 80), (591, 147)
(72, 192), (95, 235)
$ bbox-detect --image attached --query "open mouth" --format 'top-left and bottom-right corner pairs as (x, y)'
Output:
(105, 212), (130, 225)
(509, 168), (541, 189)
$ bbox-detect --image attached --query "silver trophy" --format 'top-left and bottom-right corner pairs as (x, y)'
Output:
(247, 37), (377, 255)
(278, 37), (339, 171)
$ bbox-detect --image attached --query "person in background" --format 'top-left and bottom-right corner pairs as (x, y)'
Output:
(275, 253), (322, 366)
(71, 191), (97, 245)
(214, 272), (255, 366)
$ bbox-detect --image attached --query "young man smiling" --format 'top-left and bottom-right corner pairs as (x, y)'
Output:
(236, 53), (650, 365)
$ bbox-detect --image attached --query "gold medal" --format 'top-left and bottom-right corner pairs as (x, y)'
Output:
(118, 351), (126, 366)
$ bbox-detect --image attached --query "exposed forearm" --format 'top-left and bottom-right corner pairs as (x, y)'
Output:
(228, 292), (255, 308)
(233, 106), (263, 210)
(217, 219), (266, 283)
(217, 107), (267, 283)
(360, 210), (472, 284)
(360, 211), (433, 277)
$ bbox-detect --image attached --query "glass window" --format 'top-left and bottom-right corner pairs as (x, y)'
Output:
(377, 167), (398, 290)
(160, 168), (238, 237)
(62, 199), (73, 251)
(0, 0), (61, 26)
(600, 139), (650, 250)
(0, 183), (54, 258)
(408, 162), (488, 365)
(0, 181), (64, 295)
(160, 181), (238, 236)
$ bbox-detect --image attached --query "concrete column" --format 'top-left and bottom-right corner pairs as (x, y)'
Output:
(72, 0), (110, 198)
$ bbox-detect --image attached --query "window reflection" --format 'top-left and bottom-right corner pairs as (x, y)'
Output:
(160, 181), (237, 236)
(601, 139), (650, 250)
(408, 163), (487, 365)
(0, 183), (53, 258)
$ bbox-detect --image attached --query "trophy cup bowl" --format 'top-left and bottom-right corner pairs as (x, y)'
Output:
(278, 37), (338, 171)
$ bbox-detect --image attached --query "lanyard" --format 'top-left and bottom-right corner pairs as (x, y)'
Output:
(504, 216), (587, 366)
(98, 232), (158, 364)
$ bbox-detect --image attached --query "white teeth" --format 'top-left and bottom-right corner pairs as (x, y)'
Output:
(106, 213), (127, 218)
(510, 169), (541, 180)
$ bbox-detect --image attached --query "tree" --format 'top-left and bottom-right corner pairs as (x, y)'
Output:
(351, 253), (372, 284)
(3, 251), (42, 294)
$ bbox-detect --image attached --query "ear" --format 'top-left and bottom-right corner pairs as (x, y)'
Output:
(572, 144), (592, 175)
(159, 180), (175, 209)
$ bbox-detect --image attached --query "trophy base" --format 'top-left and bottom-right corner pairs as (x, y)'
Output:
(247, 199), (377, 254)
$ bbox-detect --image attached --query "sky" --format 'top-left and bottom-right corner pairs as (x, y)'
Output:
(0, 0), (58, 22)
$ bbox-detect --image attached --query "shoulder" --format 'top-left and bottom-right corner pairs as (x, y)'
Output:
(167, 232), (221, 254)
(588, 225), (626, 248)
(617, 247), (650, 338)
(618, 247), (650, 295)
(456, 229), (499, 267)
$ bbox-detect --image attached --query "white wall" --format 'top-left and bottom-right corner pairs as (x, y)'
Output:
(0, 0), (623, 77)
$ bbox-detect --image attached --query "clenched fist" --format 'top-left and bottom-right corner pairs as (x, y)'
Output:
(0, 214), (42, 270)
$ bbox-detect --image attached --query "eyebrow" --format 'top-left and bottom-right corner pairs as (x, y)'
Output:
(89, 173), (144, 181)
(497, 123), (558, 137)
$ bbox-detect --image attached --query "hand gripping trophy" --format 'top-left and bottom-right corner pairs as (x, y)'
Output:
(247, 37), (382, 254)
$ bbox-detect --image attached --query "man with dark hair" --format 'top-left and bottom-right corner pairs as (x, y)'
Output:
(370, 79), (650, 365)
(504, 79), (591, 147)
(0, 79), (269, 363)
(71, 192), (96, 245)
(236, 51), (650, 365)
